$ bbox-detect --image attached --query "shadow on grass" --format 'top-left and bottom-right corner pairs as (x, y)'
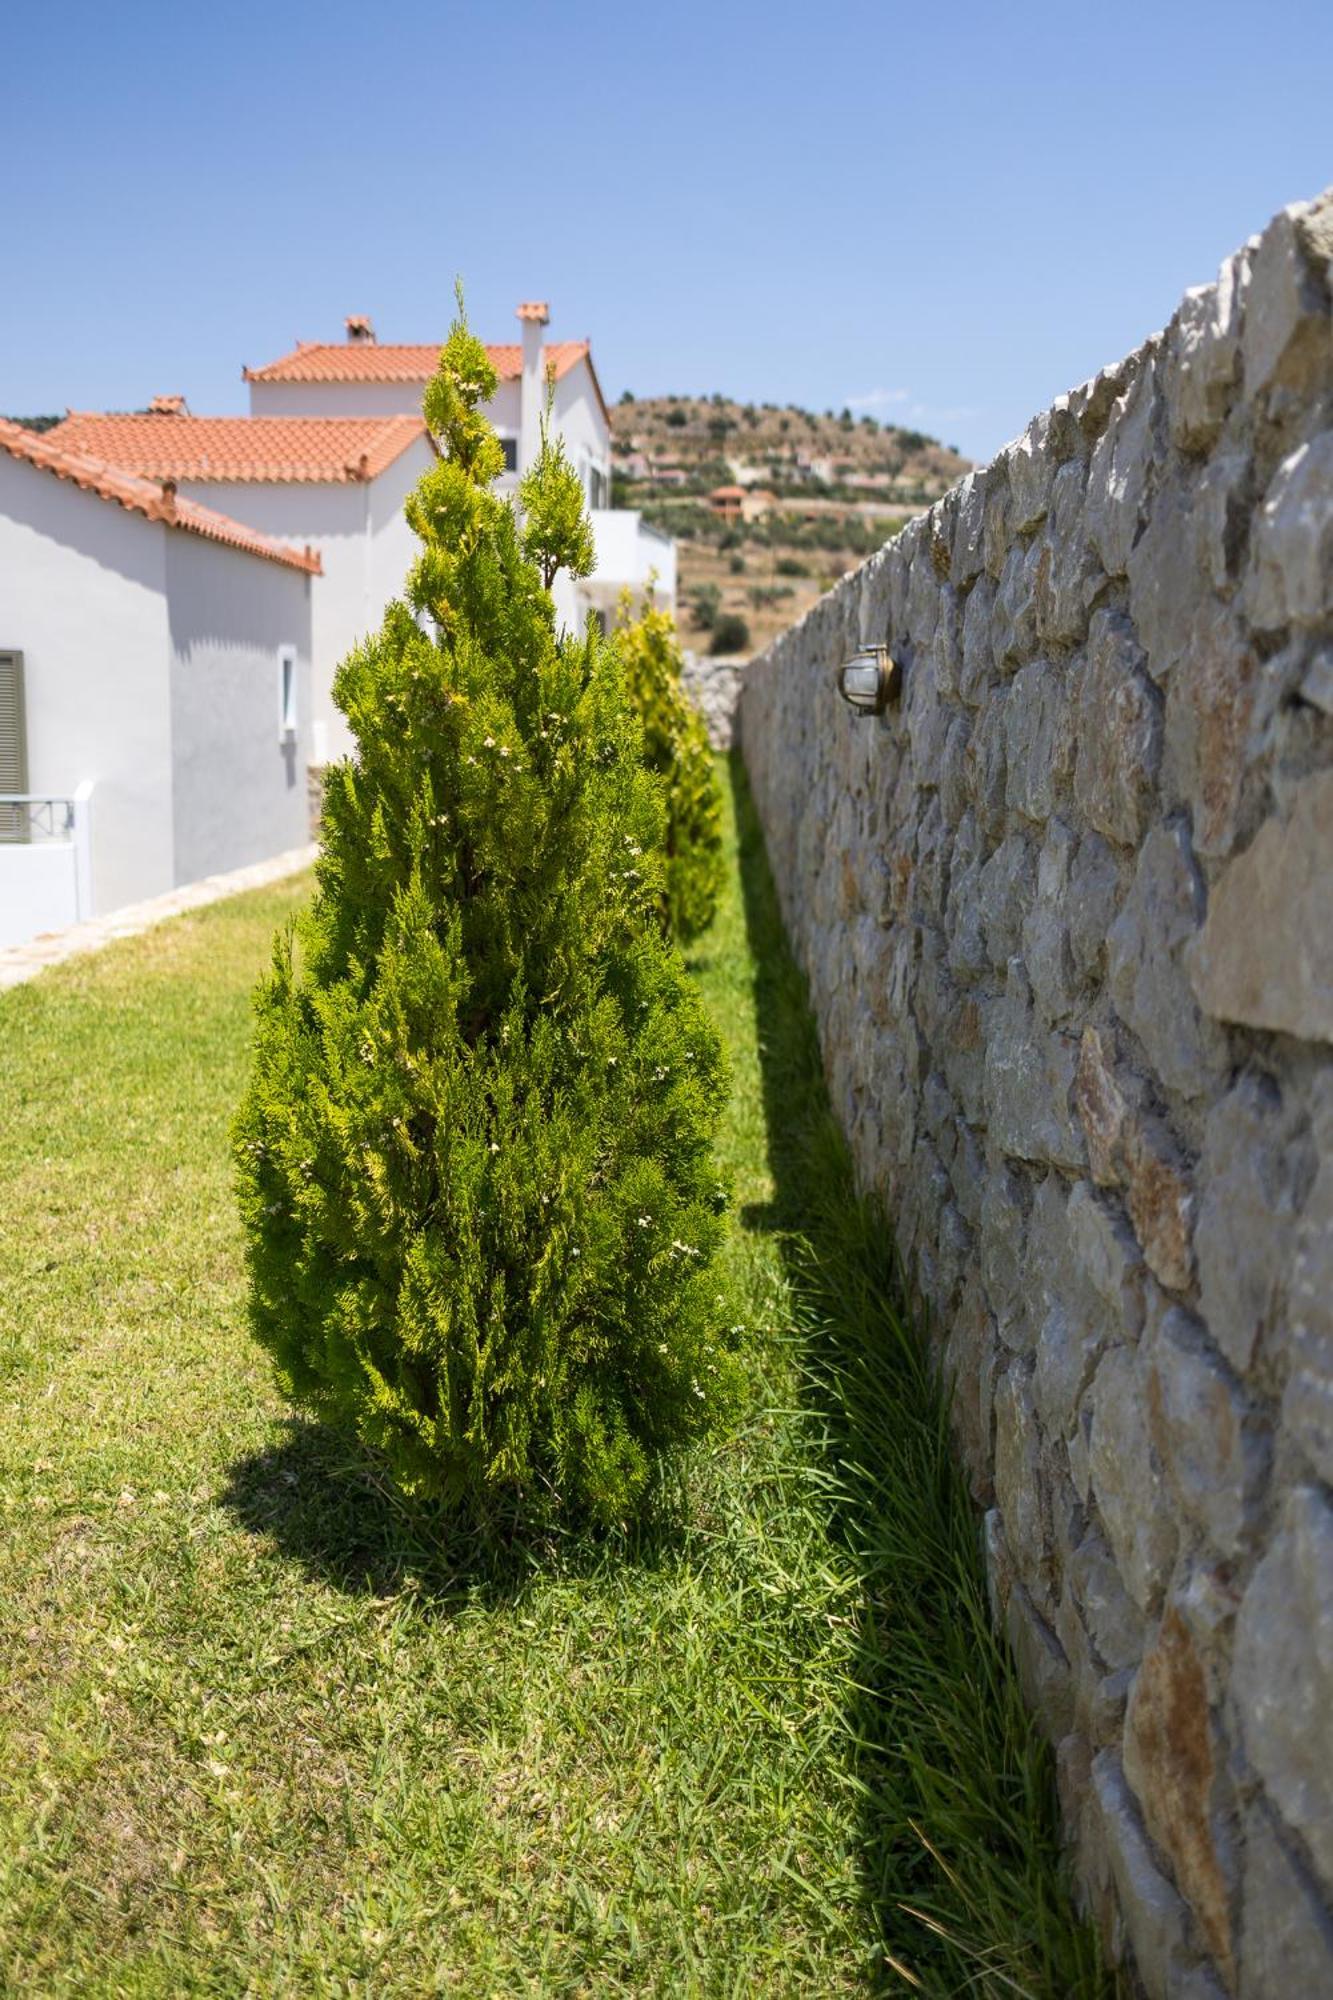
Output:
(221, 1418), (689, 1613)
(725, 753), (1118, 1998)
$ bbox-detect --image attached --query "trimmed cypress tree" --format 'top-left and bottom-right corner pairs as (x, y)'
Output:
(234, 305), (738, 1525)
(613, 594), (724, 944)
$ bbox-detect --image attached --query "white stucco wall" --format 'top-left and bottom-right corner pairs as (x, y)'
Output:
(0, 453), (174, 916)
(165, 532), (313, 882)
(247, 378), (427, 419)
(551, 360), (612, 502)
(177, 437), (432, 763)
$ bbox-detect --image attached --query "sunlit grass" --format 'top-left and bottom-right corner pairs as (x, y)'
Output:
(0, 762), (1113, 1995)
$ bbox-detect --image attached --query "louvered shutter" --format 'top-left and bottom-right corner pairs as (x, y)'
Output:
(0, 652), (28, 842)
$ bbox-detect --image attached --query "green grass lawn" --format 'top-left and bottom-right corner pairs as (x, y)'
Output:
(0, 763), (1114, 1997)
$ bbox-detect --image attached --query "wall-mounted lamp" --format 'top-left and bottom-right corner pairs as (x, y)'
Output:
(836, 645), (902, 717)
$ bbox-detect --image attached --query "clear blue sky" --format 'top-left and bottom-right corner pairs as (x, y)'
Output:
(5, 0), (1330, 463)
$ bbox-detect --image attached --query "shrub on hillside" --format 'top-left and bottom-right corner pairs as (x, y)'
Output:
(710, 613), (751, 656)
(234, 302), (738, 1527)
(613, 595), (724, 944)
(688, 582), (721, 632)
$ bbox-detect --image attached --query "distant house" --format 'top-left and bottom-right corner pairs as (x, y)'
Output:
(740, 488), (778, 523)
(708, 485), (745, 520)
(0, 419), (317, 946)
(49, 410), (435, 766)
(243, 306), (675, 651)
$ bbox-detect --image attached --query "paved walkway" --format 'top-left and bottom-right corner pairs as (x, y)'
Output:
(0, 845), (317, 992)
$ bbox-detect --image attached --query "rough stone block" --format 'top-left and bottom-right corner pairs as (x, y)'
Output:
(1239, 1800), (1333, 2000)
(1006, 1577), (1075, 1742)
(1024, 820), (1079, 1025)
(1006, 658), (1074, 824)
(959, 574), (995, 706)
(1163, 598), (1259, 860)
(1283, 1099), (1333, 1484)
(1192, 1075), (1306, 1378)
(1232, 1485), (1333, 1895)
(1166, 252), (1245, 450)
(993, 537), (1042, 667)
(1145, 1300), (1268, 1557)
(1074, 610), (1163, 848)
(980, 1160), (1032, 1351)
(1108, 821), (1225, 1100)
(1091, 1748), (1192, 1997)
(1191, 770), (1333, 1043)
(995, 1365), (1049, 1585)
(1088, 1345), (1177, 1613)
(964, 687), (1010, 843)
(1008, 410), (1056, 532)
(1123, 1605), (1235, 1981)
(1068, 1527), (1146, 1673)
(1123, 1116), (1195, 1295)
(951, 472), (985, 589)
(1067, 832), (1126, 991)
(983, 976), (1086, 1171)
(1127, 476), (1214, 689)
(979, 832), (1036, 971)
(1245, 432), (1333, 633)
(1086, 354), (1160, 577)
(1242, 191), (1333, 403)
(982, 455), (1012, 580)
(938, 710), (971, 827)
(1035, 458), (1103, 645)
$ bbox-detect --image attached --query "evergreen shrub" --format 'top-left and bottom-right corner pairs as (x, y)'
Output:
(234, 304), (739, 1526)
(612, 595), (724, 944)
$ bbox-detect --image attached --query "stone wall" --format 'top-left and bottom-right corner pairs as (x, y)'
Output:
(681, 649), (744, 749)
(739, 190), (1333, 1998)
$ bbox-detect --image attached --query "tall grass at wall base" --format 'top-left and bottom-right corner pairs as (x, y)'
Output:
(728, 757), (1119, 1996)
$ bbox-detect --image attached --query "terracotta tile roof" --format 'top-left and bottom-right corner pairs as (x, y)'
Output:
(0, 419), (322, 574)
(243, 339), (591, 388)
(48, 412), (428, 484)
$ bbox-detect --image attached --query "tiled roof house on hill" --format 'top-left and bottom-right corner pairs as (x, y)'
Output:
(50, 409), (436, 767)
(0, 418), (317, 944)
(242, 304), (676, 682)
(1, 302), (674, 946)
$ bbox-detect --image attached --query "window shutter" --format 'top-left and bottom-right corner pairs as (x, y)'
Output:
(0, 652), (28, 841)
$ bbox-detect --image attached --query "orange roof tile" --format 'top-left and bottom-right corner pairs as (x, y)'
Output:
(243, 339), (591, 387)
(0, 419), (322, 574)
(48, 413), (428, 484)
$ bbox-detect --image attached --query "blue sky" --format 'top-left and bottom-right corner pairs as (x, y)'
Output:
(5, 0), (1330, 463)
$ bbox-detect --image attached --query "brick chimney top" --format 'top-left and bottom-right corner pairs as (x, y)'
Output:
(345, 315), (377, 344)
(516, 301), (550, 325)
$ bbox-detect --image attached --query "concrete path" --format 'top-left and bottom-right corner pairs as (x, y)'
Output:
(0, 845), (317, 993)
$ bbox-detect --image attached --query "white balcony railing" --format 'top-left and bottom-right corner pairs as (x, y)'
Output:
(0, 784), (94, 948)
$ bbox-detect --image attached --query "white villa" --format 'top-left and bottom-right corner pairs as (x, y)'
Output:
(0, 419), (317, 946)
(0, 302), (674, 949)
(241, 303), (675, 657)
(49, 409), (435, 766)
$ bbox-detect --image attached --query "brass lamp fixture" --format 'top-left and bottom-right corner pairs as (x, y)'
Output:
(835, 644), (902, 717)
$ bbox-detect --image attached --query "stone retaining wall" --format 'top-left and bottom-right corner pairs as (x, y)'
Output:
(739, 190), (1333, 1997)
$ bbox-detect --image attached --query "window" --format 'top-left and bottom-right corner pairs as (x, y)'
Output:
(500, 436), (518, 474)
(278, 647), (297, 741)
(0, 651), (27, 842)
(587, 466), (607, 509)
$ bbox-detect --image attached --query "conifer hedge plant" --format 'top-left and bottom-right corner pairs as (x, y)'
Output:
(234, 302), (738, 1527)
(613, 592), (724, 944)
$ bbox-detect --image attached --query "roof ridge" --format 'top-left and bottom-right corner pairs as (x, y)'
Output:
(45, 412), (431, 485)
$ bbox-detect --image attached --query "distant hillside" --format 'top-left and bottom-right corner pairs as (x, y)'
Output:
(610, 394), (971, 657)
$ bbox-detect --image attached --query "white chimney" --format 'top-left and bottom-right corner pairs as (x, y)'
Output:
(516, 300), (549, 476)
(345, 315), (376, 345)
